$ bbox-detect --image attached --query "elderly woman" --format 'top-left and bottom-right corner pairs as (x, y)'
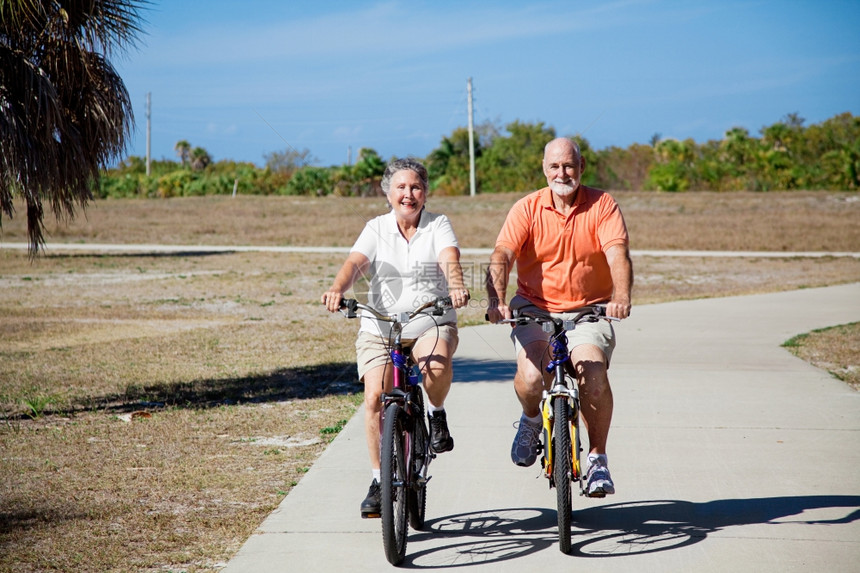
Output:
(321, 157), (470, 518)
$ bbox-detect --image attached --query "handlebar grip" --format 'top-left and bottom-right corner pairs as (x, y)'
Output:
(434, 296), (453, 315)
(339, 298), (359, 318)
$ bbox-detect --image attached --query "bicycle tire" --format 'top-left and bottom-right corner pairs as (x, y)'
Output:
(407, 388), (427, 530)
(571, 397), (583, 485)
(553, 397), (573, 554)
(381, 402), (409, 565)
(407, 417), (428, 530)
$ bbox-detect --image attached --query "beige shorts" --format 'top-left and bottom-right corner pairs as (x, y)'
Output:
(355, 324), (459, 381)
(509, 295), (616, 365)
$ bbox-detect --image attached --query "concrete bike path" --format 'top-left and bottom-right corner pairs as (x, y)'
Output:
(221, 283), (860, 572)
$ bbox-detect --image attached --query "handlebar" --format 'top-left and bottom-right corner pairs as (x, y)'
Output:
(339, 296), (454, 323)
(488, 305), (619, 332)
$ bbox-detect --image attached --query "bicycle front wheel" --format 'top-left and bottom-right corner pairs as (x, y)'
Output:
(381, 402), (409, 565)
(407, 388), (427, 530)
(407, 416), (428, 530)
(553, 397), (572, 554)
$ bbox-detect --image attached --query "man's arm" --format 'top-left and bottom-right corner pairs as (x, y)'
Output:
(485, 246), (515, 323)
(604, 243), (633, 319)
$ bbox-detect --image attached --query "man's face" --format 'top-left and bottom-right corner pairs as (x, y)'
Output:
(543, 143), (584, 197)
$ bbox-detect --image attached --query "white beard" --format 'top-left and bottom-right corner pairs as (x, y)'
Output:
(550, 180), (576, 196)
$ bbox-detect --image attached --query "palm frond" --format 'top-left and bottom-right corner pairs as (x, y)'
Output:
(0, 0), (147, 255)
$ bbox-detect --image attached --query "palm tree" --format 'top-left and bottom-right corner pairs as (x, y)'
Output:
(174, 140), (191, 167)
(189, 146), (212, 171)
(0, 0), (147, 256)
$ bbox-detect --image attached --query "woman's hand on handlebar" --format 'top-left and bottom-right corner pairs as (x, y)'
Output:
(321, 290), (344, 313)
(448, 288), (470, 309)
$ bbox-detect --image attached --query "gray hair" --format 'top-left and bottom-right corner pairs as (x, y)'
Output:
(381, 157), (429, 194)
(544, 138), (582, 161)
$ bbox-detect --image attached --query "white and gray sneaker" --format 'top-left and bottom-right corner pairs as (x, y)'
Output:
(585, 454), (615, 497)
(511, 415), (542, 467)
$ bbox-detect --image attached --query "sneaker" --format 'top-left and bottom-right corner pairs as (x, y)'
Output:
(511, 415), (542, 467)
(360, 479), (381, 518)
(585, 455), (615, 497)
(428, 410), (454, 453)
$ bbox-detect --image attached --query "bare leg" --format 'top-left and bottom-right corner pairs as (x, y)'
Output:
(411, 336), (454, 409)
(571, 344), (613, 455)
(362, 364), (391, 470)
(514, 340), (552, 417)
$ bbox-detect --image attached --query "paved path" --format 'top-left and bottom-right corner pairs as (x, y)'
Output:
(219, 283), (860, 572)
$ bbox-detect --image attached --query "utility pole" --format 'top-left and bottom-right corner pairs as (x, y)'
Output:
(145, 92), (151, 177)
(467, 78), (476, 197)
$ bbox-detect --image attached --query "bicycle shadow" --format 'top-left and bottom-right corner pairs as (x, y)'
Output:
(398, 495), (860, 567)
(405, 507), (559, 567)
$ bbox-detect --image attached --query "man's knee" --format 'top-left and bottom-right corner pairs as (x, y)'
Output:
(576, 361), (611, 400)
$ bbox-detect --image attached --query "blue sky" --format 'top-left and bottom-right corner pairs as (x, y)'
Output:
(114, 0), (860, 168)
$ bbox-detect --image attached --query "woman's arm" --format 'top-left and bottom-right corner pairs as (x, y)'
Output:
(437, 246), (470, 308)
(321, 251), (370, 312)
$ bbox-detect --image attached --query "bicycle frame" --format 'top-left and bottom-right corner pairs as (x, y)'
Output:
(540, 319), (583, 491)
(494, 305), (617, 554)
(339, 297), (451, 564)
(339, 300), (427, 478)
(384, 321), (429, 489)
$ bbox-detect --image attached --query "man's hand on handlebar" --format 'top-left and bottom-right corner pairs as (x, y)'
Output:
(485, 302), (513, 324)
(605, 297), (631, 320)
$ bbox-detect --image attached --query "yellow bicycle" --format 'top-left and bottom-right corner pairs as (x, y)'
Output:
(500, 306), (616, 553)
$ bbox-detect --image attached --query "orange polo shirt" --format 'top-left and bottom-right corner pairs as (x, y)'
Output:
(495, 186), (629, 312)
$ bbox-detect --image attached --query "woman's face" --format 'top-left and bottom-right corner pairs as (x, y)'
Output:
(387, 169), (426, 221)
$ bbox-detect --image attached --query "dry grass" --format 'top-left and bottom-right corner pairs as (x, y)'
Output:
(1, 191), (859, 572)
(783, 322), (860, 390)
(3, 191), (859, 251)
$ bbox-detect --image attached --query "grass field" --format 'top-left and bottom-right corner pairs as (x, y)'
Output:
(1, 191), (859, 572)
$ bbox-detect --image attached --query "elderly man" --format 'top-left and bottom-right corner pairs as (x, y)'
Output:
(486, 137), (633, 496)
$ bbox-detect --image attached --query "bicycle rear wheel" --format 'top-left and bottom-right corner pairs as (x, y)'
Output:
(381, 402), (409, 565)
(553, 397), (572, 554)
(407, 389), (427, 530)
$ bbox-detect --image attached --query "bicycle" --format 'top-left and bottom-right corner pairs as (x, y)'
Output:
(338, 296), (454, 566)
(495, 305), (618, 554)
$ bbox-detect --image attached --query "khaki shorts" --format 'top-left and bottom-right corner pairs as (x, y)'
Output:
(355, 324), (459, 381)
(509, 295), (616, 365)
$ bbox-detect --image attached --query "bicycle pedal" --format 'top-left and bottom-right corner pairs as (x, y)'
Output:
(361, 512), (381, 519)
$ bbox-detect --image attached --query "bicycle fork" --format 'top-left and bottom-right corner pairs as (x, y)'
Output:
(540, 382), (582, 488)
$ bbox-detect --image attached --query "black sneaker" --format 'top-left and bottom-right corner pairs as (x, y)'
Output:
(360, 479), (381, 518)
(428, 410), (454, 453)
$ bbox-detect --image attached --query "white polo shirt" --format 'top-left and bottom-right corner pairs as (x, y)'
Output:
(351, 209), (459, 339)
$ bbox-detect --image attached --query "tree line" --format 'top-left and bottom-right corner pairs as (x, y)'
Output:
(98, 111), (859, 200)
(3, 2), (856, 256)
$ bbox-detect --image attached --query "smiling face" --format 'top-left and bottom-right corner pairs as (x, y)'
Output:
(543, 139), (585, 197)
(386, 169), (426, 222)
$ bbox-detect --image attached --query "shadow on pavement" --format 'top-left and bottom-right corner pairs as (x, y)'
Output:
(396, 495), (860, 567)
(451, 358), (516, 384)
